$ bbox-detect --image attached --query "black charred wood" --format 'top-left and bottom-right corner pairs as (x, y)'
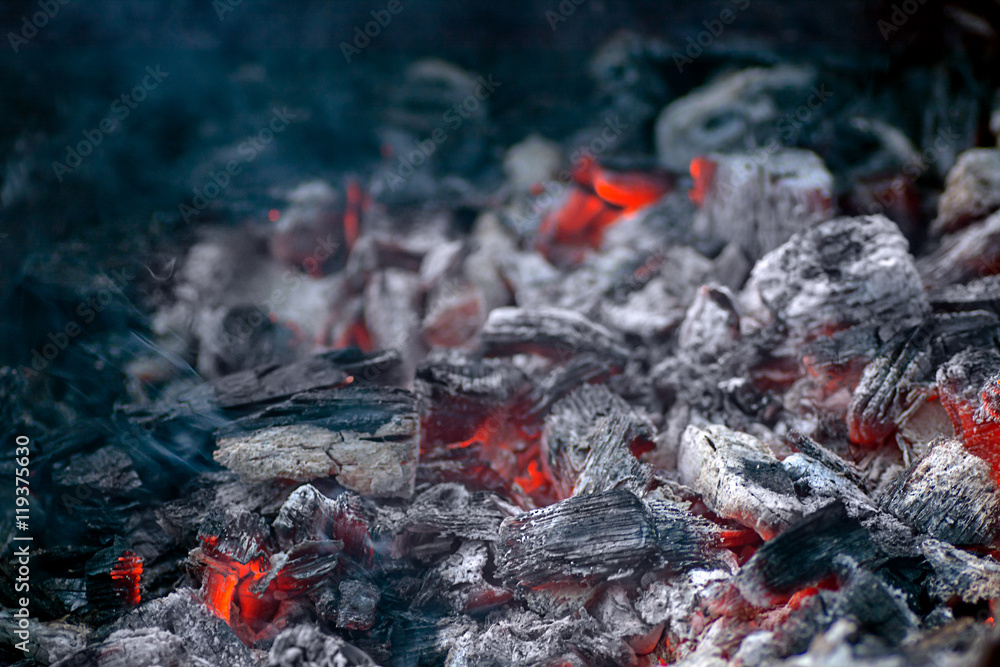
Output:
(480, 307), (630, 364)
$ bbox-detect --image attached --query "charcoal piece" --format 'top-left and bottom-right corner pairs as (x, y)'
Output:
(51, 445), (141, 493)
(376, 483), (516, 551)
(110, 590), (256, 667)
(740, 214), (929, 342)
(592, 585), (664, 655)
(692, 150), (833, 259)
(879, 438), (1000, 545)
(921, 538), (1000, 604)
(214, 386), (419, 497)
(929, 275), (1000, 313)
(734, 502), (880, 608)
(273, 484), (372, 559)
(422, 281), (486, 348)
(597, 246), (713, 338)
(336, 580), (380, 631)
(254, 540), (342, 597)
(785, 431), (866, 489)
(542, 384), (653, 498)
(268, 624), (379, 667)
(654, 65), (815, 172)
(934, 148), (1000, 235)
(412, 540), (512, 614)
(520, 352), (619, 421)
(677, 285), (741, 364)
(496, 490), (660, 589)
(829, 557), (919, 647)
(846, 321), (936, 446)
(416, 349), (531, 445)
(51, 628), (213, 667)
(919, 210), (1000, 288)
(197, 509), (272, 565)
(480, 307), (629, 363)
(445, 608), (637, 667)
(678, 424), (803, 539)
(364, 268), (422, 380)
(84, 539), (143, 614)
(211, 349), (406, 412)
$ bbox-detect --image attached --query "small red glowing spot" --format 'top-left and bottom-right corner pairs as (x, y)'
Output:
(514, 459), (547, 494)
(110, 551), (143, 606)
(267, 209), (280, 222)
(689, 156), (717, 206)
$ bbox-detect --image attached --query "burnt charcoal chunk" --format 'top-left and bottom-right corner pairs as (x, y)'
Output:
(197, 509), (272, 564)
(692, 150), (833, 259)
(211, 349), (406, 411)
(268, 624), (379, 666)
(785, 431), (867, 489)
(734, 502), (879, 607)
(847, 321), (936, 446)
(416, 349), (531, 445)
(543, 384), (653, 498)
(51, 445), (141, 493)
(930, 276), (1000, 314)
(934, 148), (1000, 235)
(376, 483), (516, 553)
(879, 439), (1000, 545)
(50, 628), (213, 667)
(921, 538), (1000, 603)
(919, 210), (1000, 288)
(273, 484), (372, 558)
(110, 590), (256, 667)
(496, 490), (659, 588)
(214, 386), (419, 497)
(740, 214), (929, 342)
(679, 424), (802, 539)
(480, 307), (630, 363)
(336, 580), (380, 631)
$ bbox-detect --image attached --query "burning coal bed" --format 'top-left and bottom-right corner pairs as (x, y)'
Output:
(8, 56), (1000, 667)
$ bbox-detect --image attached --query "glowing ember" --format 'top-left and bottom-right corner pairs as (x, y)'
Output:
(110, 551), (143, 606)
(688, 156), (717, 206)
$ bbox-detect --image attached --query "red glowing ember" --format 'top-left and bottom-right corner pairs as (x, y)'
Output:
(689, 156), (717, 206)
(110, 551), (143, 606)
(537, 157), (671, 261)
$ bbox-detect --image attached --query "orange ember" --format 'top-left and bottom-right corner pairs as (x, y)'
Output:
(689, 156), (717, 206)
(537, 159), (669, 261)
(940, 380), (1000, 482)
(110, 551), (143, 606)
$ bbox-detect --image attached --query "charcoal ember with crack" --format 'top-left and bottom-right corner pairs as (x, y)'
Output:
(936, 348), (1000, 473)
(542, 384), (654, 498)
(677, 285), (741, 364)
(933, 148), (1000, 235)
(692, 150), (834, 260)
(480, 306), (630, 364)
(268, 624), (379, 667)
(679, 424), (803, 539)
(740, 214), (929, 344)
(921, 538), (1000, 604)
(879, 438), (1000, 545)
(496, 489), (716, 592)
(733, 502), (880, 608)
(214, 386), (419, 497)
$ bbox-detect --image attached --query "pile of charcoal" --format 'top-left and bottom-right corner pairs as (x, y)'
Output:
(6, 34), (1000, 667)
